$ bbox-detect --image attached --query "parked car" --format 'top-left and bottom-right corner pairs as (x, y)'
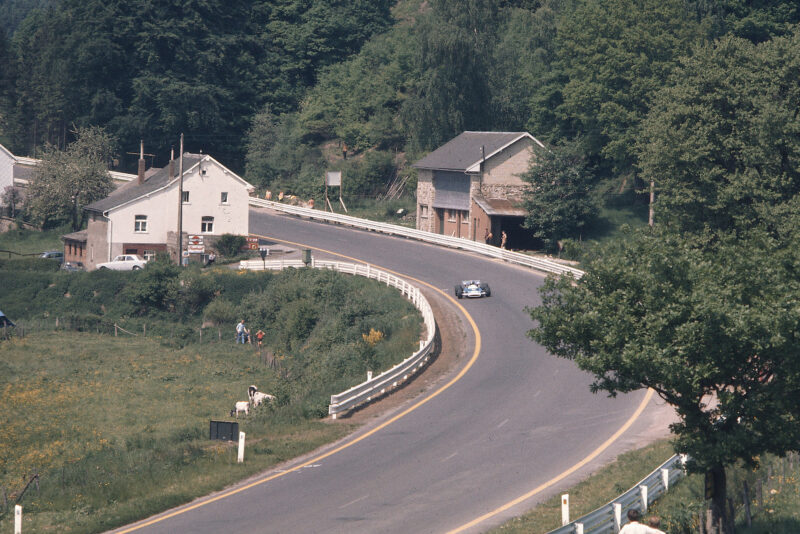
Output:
(96, 254), (148, 271)
(60, 261), (85, 272)
(40, 250), (64, 263)
(454, 280), (491, 299)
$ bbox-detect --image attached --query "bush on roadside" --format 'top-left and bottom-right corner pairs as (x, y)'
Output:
(215, 234), (247, 257)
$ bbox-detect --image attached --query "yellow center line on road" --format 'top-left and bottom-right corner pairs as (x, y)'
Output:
(447, 388), (655, 534)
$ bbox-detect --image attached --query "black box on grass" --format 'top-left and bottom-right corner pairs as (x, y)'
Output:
(209, 420), (239, 441)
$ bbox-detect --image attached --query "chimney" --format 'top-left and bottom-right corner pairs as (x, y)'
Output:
(169, 147), (175, 179)
(137, 140), (145, 185)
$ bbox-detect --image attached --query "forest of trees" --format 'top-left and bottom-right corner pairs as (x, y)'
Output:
(1, 0), (798, 206)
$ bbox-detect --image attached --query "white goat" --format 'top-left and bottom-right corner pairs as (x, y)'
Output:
(232, 401), (249, 418)
(252, 391), (275, 407)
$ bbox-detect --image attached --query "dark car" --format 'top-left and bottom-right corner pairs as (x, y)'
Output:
(60, 261), (85, 272)
(40, 250), (64, 263)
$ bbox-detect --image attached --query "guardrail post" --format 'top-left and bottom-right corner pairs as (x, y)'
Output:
(367, 370), (373, 381)
(237, 431), (245, 463)
(561, 494), (569, 525)
(575, 523), (583, 534)
(613, 503), (622, 532)
(15, 504), (22, 533)
(662, 468), (670, 491)
(640, 485), (648, 512)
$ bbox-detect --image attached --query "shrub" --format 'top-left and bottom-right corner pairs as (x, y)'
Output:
(203, 298), (238, 327)
(216, 234), (247, 257)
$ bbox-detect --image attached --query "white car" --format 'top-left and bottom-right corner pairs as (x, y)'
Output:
(454, 280), (491, 299)
(97, 254), (148, 271)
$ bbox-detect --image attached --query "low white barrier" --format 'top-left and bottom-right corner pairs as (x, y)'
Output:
(238, 258), (436, 418)
(249, 197), (584, 279)
(548, 454), (687, 534)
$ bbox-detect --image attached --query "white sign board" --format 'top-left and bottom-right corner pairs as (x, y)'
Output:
(325, 171), (341, 187)
(187, 244), (205, 254)
(188, 235), (203, 245)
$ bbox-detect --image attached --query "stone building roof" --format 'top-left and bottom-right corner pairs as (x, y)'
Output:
(412, 131), (545, 172)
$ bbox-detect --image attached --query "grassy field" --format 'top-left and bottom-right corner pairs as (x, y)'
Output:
(0, 224), (67, 258)
(0, 332), (356, 533)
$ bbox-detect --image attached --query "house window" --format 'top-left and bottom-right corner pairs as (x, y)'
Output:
(420, 204), (428, 218)
(142, 250), (156, 261)
(220, 192), (228, 204)
(447, 209), (456, 222)
(182, 191), (190, 203)
(134, 215), (147, 233)
(201, 216), (214, 233)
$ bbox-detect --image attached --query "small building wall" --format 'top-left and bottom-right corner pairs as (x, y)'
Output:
(416, 170), (434, 233)
(64, 239), (87, 264)
(482, 137), (535, 188)
(86, 215), (109, 270)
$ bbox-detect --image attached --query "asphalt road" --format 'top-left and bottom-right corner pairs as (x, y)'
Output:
(113, 207), (670, 534)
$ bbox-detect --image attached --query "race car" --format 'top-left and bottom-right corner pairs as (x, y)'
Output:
(454, 280), (491, 299)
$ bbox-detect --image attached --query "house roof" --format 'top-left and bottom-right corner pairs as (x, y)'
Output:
(412, 131), (545, 173)
(473, 195), (527, 217)
(85, 153), (254, 214)
(85, 153), (204, 213)
(62, 229), (88, 242)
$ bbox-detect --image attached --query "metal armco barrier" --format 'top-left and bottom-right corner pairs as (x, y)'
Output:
(547, 454), (687, 534)
(249, 197), (584, 279)
(238, 259), (436, 418)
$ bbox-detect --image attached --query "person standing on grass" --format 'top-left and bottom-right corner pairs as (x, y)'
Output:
(255, 329), (265, 348)
(236, 320), (246, 344)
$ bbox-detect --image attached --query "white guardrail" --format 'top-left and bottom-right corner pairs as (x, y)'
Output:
(249, 197), (585, 279)
(238, 258), (436, 418)
(548, 454), (687, 534)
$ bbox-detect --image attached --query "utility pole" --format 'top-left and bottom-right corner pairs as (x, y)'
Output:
(177, 134), (184, 266)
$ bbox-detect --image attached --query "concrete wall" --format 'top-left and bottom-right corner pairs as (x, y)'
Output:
(482, 137), (535, 189)
(86, 214), (109, 270)
(0, 146), (13, 197)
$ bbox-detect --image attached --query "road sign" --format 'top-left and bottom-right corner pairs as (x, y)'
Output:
(187, 244), (205, 254)
(188, 235), (203, 245)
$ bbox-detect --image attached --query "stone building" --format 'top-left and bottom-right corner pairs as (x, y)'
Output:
(413, 131), (544, 248)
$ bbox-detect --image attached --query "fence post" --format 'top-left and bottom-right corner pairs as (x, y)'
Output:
(575, 523), (584, 534)
(238, 432), (245, 463)
(640, 485), (648, 512)
(742, 481), (752, 527)
(614, 503), (622, 532)
(561, 494), (569, 525)
(15, 504), (22, 534)
(662, 468), (670, 492)
(114, 324), (118, 337)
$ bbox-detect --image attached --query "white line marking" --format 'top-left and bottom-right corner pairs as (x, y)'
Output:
(497, 418), (509, 429)
(442, 452), (459, 462)
(339, 495), (369, 509)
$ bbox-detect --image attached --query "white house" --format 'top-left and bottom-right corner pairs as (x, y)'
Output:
(81, 152), (254, 270)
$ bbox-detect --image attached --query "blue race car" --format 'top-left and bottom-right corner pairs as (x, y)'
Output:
(454, 280), (491, 299)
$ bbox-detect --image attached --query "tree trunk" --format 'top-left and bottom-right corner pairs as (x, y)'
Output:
(709, 465), (734, 534)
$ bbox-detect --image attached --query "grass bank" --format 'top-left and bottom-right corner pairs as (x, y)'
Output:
(492, 440), (800, 534)
(0, 332), (356, 533)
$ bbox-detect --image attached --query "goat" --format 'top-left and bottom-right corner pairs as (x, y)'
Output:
(248, 385), (258, 401)
(252, 391), (275, 407)
(231, 401), (249, 418)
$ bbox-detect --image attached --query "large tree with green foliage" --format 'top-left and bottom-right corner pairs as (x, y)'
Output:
(536, 0), (704, 177)
(25, 126), (115, 230)
(521, 140), (596, 251)
(638, 32), (800, 237)
(528, 226), (800, 533)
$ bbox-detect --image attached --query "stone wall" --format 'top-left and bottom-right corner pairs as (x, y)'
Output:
(416, 170), (434, 232)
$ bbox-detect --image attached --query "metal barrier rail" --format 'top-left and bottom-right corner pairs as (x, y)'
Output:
(238, 258), (436, 418)
(249, 197), (584, 279)
(547, 454), (687, 534)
